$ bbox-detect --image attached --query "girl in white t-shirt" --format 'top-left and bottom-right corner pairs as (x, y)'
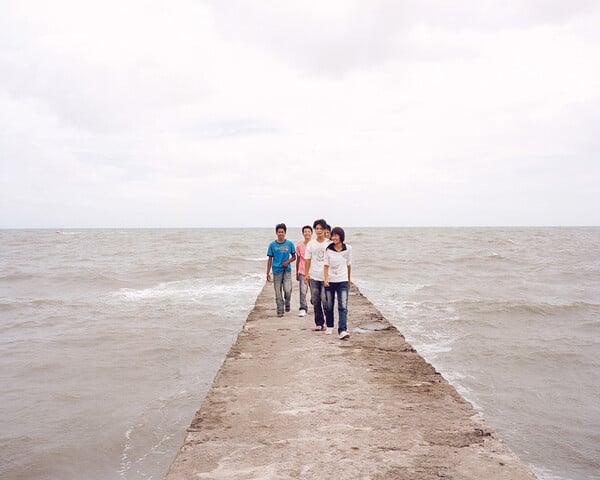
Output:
(324, 226), (352, 339)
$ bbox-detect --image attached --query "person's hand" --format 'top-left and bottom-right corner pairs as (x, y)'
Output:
(267, 273), (272, 283)
(324, 281), (329, 287)
(303, 275), (309, 285)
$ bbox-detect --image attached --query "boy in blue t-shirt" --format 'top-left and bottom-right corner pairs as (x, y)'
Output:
(267, 223), (296, 317)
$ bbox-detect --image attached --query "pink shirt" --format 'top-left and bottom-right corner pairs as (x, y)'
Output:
(296, 242), (307, 275)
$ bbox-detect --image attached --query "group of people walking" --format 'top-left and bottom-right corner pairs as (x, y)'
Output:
(266, 219), (352, 340)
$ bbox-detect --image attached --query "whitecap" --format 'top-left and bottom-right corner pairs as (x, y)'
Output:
(529, 465), (570, 480)
(113, 277), (263, 303)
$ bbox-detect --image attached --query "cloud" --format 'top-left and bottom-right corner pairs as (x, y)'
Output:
(1, 1), (249, 135)
(208, 0), (600, 75)
(1, 1), (599, 227)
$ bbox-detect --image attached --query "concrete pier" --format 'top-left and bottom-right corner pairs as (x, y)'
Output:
(165, 283), (536, 479)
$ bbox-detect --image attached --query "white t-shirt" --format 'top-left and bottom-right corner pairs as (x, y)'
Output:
(304, 238), (331, 281)
(324, 244), (352, 282)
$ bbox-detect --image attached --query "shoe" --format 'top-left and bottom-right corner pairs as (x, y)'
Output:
(325, 327), (333, 335)
(277, 313), (284, 317)
(285, 306), (290, 312)
(339, 331), (350, 340)
(298, 310), (306, 317)
(312, 325), (326, 331)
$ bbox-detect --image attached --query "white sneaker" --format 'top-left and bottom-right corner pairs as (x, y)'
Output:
(339, 331), (350, 340)
(325, 327), (333, 335)
(298, 310), (306, 317)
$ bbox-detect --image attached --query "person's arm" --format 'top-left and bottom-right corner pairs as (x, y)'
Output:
(289, 243), (297, 269)
(281, 250), (295, 269)
(347, 246), (352, 287)
(283, 253), (295, 268)
(324, 249), (330, 286)
(303, 258), (311, 284)
(266, 256), (273, 282)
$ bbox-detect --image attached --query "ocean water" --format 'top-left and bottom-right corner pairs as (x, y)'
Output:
(0, 227), (598, 480)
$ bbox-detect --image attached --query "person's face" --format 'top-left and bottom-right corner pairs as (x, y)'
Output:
(324, 229), (331, 239)
(314, 225), (324, 239)
(331, 233), (341, 245)
(276, 228), (286, 242)
(303, 228), (312, 241)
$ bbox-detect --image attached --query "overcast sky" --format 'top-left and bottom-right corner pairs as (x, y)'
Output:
(1, 0), (599, 228)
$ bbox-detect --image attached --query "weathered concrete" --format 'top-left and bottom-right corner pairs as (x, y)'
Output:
(165, 283), (536, 479)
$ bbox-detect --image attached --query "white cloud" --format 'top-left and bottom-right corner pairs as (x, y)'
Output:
(1, 0), (599, 227)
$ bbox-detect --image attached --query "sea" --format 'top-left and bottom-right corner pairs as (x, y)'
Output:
(1, 227), (598, 480)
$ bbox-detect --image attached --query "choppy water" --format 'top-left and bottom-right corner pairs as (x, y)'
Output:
(1, 227), (599, 480)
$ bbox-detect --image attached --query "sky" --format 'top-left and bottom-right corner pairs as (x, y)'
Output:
(1, 0), (599, 228)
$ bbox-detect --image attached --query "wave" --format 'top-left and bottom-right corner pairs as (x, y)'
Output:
(449, 299), (600, 316)
(447, 253), (511, 264)
(1, 269), (129, 288)
(529, 465), (571, 480)
(0, 272), (37, 282)
(0, 298), (68, 309)
(216, 254), (267, 264)
(113, 276), (263, 303)
(242, 257), (266, 262)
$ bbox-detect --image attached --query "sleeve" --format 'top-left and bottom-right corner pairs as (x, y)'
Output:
(347, 245), (352, 265)
(290, 241), (296, 255)
(304, 242), (312, 260)
(324, 249), (330, 266)
(267, 242), (273, 257)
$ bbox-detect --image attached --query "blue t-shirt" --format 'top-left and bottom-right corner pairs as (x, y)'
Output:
(267, 240), (296, 273)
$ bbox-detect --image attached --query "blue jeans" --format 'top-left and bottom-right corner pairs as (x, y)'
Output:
(273, 270), (292, 315)
(325, 281), (349, 333)
(298, 274), (309, 312)
(308, 279), (326, 326)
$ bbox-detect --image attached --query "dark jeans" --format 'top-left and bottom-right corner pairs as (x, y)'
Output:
(308, 278), (326, 326)
(325, 281), (349, 333)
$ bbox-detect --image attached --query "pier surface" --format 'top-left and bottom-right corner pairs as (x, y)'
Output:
(165, 284), (536, 479)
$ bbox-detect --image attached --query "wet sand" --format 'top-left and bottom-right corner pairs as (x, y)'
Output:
(165, 283), (536, 479)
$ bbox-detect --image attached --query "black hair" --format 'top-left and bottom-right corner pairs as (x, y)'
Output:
(325, 224), (331, 232)
(275, 223), (287, 232)
(313, 218), (327, 229)
(302, 225), (313, 233)
(331, 226), (345, 243)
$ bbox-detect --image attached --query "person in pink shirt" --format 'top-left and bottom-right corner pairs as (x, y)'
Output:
(295, 225), (313, 317)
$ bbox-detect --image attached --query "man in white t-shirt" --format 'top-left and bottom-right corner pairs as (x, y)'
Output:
(303, 219), (331, 332)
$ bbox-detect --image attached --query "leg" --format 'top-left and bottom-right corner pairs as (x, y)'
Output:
(298, 274), (308, 312)
(337, 281), (349, 334)
(309, 279), (325, 327)
(272, 271), (284, 316)
(324, 285), (335, 329)
(325, 284), (335, 328)
(320, 281), (332, 329)
(283, 270), (292, 311)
